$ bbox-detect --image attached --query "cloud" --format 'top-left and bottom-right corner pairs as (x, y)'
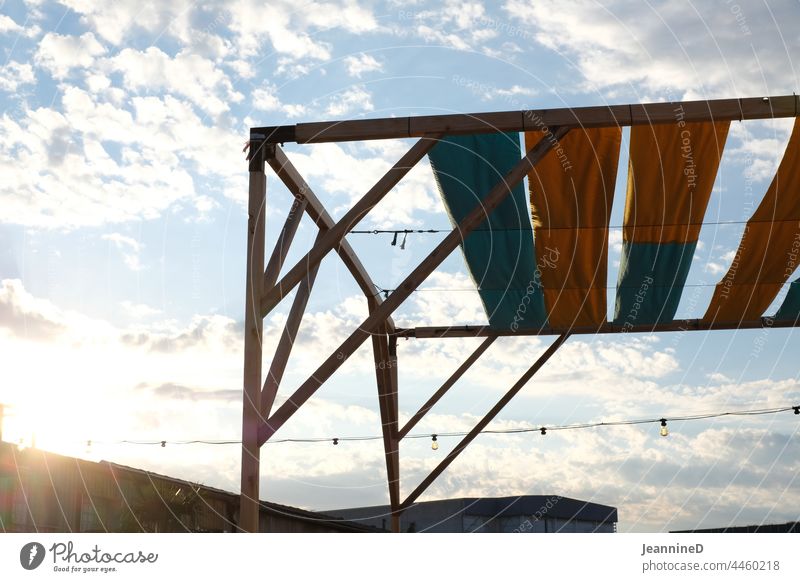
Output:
(252, 84), (307, 118)
(141, 382), (240, 402)
(120, 301), (162, 319)
(707, 372), (733, 383)
(0, 14), (38, 37)
(34, 32), (106, 79)
(505, 0), (800, 97)
(109, 47), (243, 116)
(0, 14), (24, 34)
(0, 279), (65, 340)
(344, 53), (383, 77)
(60, 0), (195, 46)
(102, 233), (143, 271)
(0, 85), (247, 228)
(121, 314), (240, 353)
(0, 61), (35, 92)
(323, 86), (374, 117)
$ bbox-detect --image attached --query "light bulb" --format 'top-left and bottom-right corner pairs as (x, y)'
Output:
(540, 427), (547, 436)
(431, 435), (439, 451)
(659, 419), (669, 437)
(793, 406), (799, 415)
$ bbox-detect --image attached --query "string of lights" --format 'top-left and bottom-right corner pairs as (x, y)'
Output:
(72, 404), (800, 451)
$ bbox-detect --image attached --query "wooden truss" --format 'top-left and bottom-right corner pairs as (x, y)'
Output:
(240, 94), (800, 532)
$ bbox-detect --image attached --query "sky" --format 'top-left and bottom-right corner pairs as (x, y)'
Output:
(1, 0), (799, 533)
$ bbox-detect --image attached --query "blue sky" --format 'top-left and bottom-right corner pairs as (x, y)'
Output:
(1, 0), (799, 532)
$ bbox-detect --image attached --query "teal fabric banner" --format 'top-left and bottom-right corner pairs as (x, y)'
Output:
(429, 133), (546, 330)
(774, 278), (800, 321)
(614, 241), (696, 325)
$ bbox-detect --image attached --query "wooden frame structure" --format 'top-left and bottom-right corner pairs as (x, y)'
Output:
(240, 95), (800, 532)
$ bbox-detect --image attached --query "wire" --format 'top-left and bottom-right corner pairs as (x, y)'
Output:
(348, 218), (788, 236)
(88, 404), (798, 447)
(373, 283), (730, 296)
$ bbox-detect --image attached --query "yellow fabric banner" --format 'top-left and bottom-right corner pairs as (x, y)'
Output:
(624, 121), (730, 244)
(704, 117), (800, 322)
(526, 127), (621, 327)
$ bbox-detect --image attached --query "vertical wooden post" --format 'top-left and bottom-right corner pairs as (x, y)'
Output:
(240, 141), (268, 532)
(371, 327), (401, 532)
(387, 336), (401, 533)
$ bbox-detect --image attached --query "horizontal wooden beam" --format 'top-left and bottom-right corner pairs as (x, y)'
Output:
(394, 317), (800, 339)
(253, 94), (799, 144)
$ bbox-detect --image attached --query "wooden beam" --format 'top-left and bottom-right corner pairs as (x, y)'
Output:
(260, 246), (321, 418)
(257, 127), (570, 446)
(400, 334), (569, 510)
(239, 145), (267, 533)
(261, 136), (440, 317)
(263, 196), (307, 291)
(267, 146), (392, 326)
(395, 317), (800, 339)
(253, 94), (800, 144)
(387, 335), (401, 534)
(398, 336), (497, 439)
(371, 325), (400, 532)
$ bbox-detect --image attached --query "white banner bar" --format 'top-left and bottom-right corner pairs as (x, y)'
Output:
(1, 533), (798, 581)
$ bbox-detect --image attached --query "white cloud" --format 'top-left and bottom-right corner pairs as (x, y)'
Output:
(707, 372), (733, 383)
(726, 119), (794, 183)
(484, 84), (538, 101)
(252, 84), (307, 118)
(60, 0), (194, 46)
(0, 83), (245, 228)
(120, 301), (162, 319)
(102, 233), (144, 271)
(323, 86), (374, 117)
(34, 32), (106, 79)
(0, 14), (23, 33)
(109, 47), (243, 116)
(344, 53), (383, 77)
(0, 61), (35, 92)
(505, 0), (800, 97)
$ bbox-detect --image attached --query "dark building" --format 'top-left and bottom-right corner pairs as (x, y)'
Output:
(0, 441), (373, 533)
(331, 495), (618, 532)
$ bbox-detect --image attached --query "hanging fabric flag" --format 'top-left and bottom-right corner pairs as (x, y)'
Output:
(774, 278), (800, 321)
(704, 118), (800, 322)
(615, 120), (730, 325)
(429, 133), (546, 330)
(527, 126), (621, 327)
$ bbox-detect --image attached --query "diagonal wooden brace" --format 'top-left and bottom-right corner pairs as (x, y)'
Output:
(260, 136), (440, 317)
(400, 333), (570, 510)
